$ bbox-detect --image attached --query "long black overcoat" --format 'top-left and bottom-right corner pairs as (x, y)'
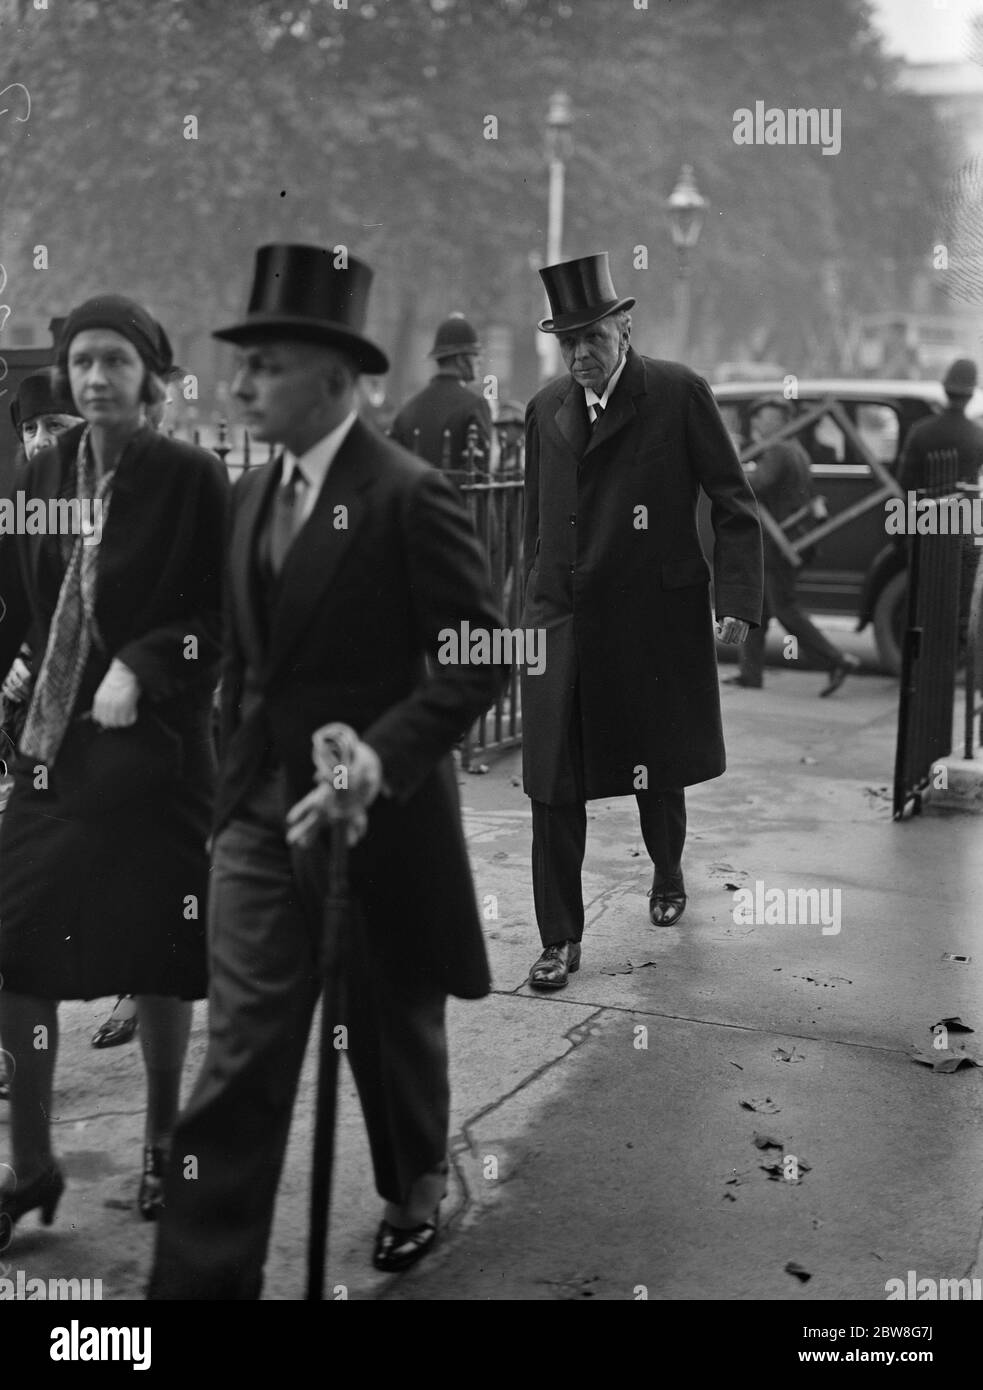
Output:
(216, 418), (505, 999)
(521, 349), (763, 804)
(0, 424), (228, 999)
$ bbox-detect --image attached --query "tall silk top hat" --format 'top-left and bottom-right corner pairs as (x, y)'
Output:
(430, 314), (483, 359)
(213, 243), (390, 375)
(538, 252), (635, 334)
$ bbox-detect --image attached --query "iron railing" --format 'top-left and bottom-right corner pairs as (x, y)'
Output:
(402, 423), (526, 767)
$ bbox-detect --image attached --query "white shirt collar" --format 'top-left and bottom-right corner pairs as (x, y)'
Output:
(584, 352), (628, 411)
(281, 410), (358, 494)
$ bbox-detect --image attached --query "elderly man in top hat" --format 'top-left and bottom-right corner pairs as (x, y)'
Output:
(732, 395), (860, 693)
(521, 252), (763, 989)
(148, 244), (505, 1297)
(390, 313), (493, 478)
(897, 357), (983, 647)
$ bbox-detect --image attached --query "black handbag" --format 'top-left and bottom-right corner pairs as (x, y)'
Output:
(39, 709), (184, 817)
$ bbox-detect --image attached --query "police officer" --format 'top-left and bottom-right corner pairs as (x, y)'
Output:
(390, 314), (493, 477)
(897, 358), (983, 647)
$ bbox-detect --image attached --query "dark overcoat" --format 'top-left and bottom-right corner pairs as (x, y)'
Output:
(390, 373), (493, 472)
(217, 417), (505, 999)
(0, 424), (229, 999)
(521, 349), (763, 804)
(896, 404), (983, 490)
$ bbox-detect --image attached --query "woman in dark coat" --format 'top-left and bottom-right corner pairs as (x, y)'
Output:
(0, 295), (228, 1245)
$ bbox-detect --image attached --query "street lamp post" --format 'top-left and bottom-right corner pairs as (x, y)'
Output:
(537, 91), (573, 381)
(665, 164), (708, 361)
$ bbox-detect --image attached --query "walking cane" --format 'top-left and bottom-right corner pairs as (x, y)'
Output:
(304, 722), (360, 1302)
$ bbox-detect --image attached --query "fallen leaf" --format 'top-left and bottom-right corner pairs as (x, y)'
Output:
(773, 1046), (806, 1064)
(724, 882), (739, 891)
(722, 1192), (737, 1202)
(934, 1016), (974, 1034)
(600, 960), (657, 976)
(909, 1046), (982, 1072)
(785, 1261), (811, 1283)
(753, 1132), (784, 1150)
(740, 1096), (781, 1114)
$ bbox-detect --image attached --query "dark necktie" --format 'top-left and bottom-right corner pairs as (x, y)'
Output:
(591, 402), (605, 430)
(269, 465), (308, 575)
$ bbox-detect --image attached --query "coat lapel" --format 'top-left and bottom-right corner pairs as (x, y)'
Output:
(262, 419), (375, 679)
(553, 378), (590, 460)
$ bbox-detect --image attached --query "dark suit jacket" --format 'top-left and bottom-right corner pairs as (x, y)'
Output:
(390, 373), (492, 473)
(520, 349), (763, 803)
(217, 417), (505, 998)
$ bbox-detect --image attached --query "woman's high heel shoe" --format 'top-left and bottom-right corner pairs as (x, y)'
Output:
(0, 1164), (65, 1251)
(138, 1146), (166, 1222)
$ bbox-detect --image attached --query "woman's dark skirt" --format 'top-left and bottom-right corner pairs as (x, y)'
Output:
(0, 718), (212, 1001)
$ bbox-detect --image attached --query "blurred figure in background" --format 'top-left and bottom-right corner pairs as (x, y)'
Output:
(896, 358), (983, 651)
(732, 396), (859, 694)
(390, 314), (493, 479)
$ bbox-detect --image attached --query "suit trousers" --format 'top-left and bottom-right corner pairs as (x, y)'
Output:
(148, 767), (449, 1300)
(531, 790), (687, 948)
(739, 555), (842, 685)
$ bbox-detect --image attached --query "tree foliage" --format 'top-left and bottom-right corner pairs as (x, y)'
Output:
(0, 0), (954, 403)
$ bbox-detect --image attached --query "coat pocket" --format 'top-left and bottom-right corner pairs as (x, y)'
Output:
(661, 556), (711, 589)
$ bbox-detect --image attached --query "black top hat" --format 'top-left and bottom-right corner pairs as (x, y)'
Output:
(430, 315), (482, 359)
(538, 252), (635, 334)
(213, 244), (390, 376)
(10, 370), (79, 435)
(943, 357), (977, 396)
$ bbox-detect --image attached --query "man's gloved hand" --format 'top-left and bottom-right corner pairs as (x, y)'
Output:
(285, 733), (383, 850)
(1, 656), (33, 704)
(91, 658), (141, 728)
(715, 616), (751, 645)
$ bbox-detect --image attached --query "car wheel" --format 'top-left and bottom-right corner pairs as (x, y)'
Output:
(873, 571), (907, 676)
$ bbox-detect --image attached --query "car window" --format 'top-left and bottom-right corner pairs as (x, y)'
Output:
(854, 403), (900, 464)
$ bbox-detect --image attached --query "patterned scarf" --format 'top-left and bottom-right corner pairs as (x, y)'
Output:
(20, 426), (117, 766)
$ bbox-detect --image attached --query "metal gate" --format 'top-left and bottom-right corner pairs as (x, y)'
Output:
(893, 450), (962, 819)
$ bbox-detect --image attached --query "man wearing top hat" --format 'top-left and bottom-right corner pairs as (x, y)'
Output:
(148, 244), (505, 1297)
(522, 252), (763, 989)
(897, 356), (983, 647)
(390, 314), (493, 478)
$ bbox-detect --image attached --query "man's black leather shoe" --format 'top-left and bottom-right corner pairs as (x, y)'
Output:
(819, 653), (860, 697)
(528, 940), (581, 989)
(723, 674), (762, 688)
(372, 1216), (438, 1273)
(649, 888), (687, 926)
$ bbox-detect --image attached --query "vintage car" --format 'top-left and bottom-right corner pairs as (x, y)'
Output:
(706, 378), (983, 674)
